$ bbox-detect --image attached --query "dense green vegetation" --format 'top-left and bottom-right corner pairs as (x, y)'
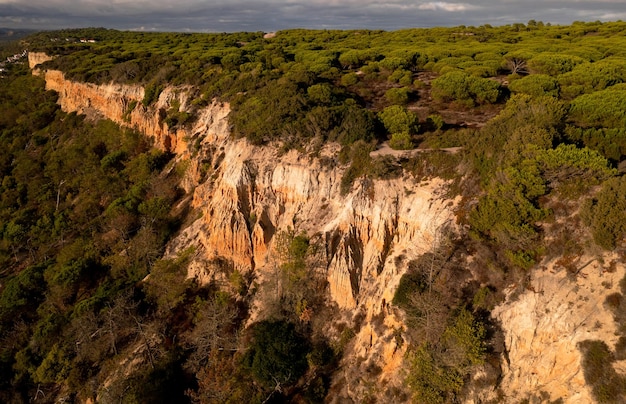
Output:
(23, 21), (626, 152)
(0, 62), (194, 402)
(0, 63), (334, 402)
(0, 19), (625, 403)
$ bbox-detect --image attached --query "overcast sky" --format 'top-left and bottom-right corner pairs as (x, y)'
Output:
(1, 0), (625, 32)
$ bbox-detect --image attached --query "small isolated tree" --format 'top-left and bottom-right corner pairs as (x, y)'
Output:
(341, 72), (358, 87)
(388, 69), (413, 85)
(508, 74), (560, 98)
(426, 114), (445, 131)
(379, 105), (418, 150)
(503, 51), (533, 75)
(379, 105), (418, 135)
(184, 294), (240, 373)
(385, 87), (411, 105)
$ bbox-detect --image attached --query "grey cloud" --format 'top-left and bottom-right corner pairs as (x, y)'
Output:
(0, 0), (624, 32)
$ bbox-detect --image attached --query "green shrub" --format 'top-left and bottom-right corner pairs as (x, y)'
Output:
(0, 264), (46, 322)
(388, 69), (413, 85)
(468, 94), (566, 182)
(338, 49), (379, 69)
(578, 340), (626, 403)
(123, 100), (138, 122)
(468, 161), (548, 267)
(307, 83), (334, 104)
(385, 87), (411, 105)
(405, 309), (486, 403)
(339, 140), (375, 195)
(243, 320), (310, 387)
(432, 71), (500, 106)
(569, 87), (626, 128)
(122, 353), (188, 404)
(442, 308), (486, 366)
(468, 76), (501, 104)
(581, 176), (626, 249)
(559, 58), (626, 99)
(432, 71), (471, 104)
(100, 150), (128, 171)
(527, 53), (585, 76)
(307, 341), (335, 368)
(341, 72), (359, 86)
(379, 105), (418, 134)
(406, 343), (464, 404)
(162, 99), (192, 128)
(508, 74), (560, 97)
(393, 272), (428, 309)
(142, 83), (163, 107)
(369, 155), (403, 180)
(34, 344), (71, 384)
(426, 114), (445, 130)
(333, 103), (377, 145)
(389, 132), (414, 150)
(536, 144), (616, 186)
(563, 126), (626, 163)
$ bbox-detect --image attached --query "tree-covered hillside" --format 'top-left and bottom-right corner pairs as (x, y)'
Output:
(25, 22), (626, 149)
(1, 21), (625, 403)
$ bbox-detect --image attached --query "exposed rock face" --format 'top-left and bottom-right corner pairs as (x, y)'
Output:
(185, 140), (457, 306)
(493, 255), (625, 403)
(38, 64), (198, 155)
(177, 138), (457, 400)
(28, 51), (54, 71)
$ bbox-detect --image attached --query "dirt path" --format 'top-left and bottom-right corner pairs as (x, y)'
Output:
(370, 142), (462, 158)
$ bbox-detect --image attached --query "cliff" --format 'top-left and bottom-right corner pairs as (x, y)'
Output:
(173, 138), (457, 400)
(29, 52), (196, 156)
(31, 51), (626, 402)
(31, 54), (460, 399)
(492, 254), (625, 403)
(28, 51), (53, 70)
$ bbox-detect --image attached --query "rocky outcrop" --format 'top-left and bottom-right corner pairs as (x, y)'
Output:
(28, 51), (54, 71)
(492, 255), (625, 403)
(181, 139), (457, 306)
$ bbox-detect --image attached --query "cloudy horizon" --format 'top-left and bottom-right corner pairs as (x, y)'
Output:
(1, 0), (625, 32)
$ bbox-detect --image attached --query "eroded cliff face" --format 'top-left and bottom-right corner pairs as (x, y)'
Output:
(34, 59), (458, 400)
(183, 141), (459, 399)
(35, 59), (197, 155)
(168, 116), (459, 400)
(28, 51), (54, 70)
(492, 254), (626, 403)
(35, 56), (624, 402)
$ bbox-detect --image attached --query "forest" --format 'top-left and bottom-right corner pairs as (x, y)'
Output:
(1, 20), (626, 403)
